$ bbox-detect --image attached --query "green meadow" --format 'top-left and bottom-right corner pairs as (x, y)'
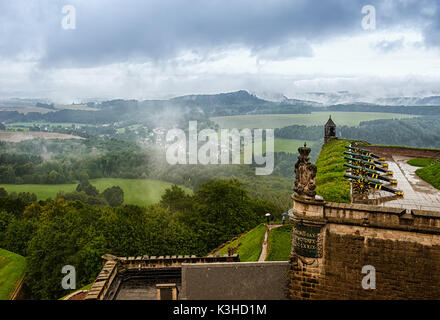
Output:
(211, 112), (417, 129)
(0, 178), (192, 207)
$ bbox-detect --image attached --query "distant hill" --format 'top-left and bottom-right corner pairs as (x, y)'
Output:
(325, 104), (440, 115)
(168, 90), (313, 116)
(0, 90), (315, 124)
(3, 90), (440, 125)
(376, 96), (440, 106)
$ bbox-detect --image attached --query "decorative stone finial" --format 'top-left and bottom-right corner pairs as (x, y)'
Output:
(293, 144), (317, 199)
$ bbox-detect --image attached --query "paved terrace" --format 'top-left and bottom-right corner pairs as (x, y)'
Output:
(368, 155), (440, 213)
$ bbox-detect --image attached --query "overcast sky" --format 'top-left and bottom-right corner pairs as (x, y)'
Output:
(0, 0), (439, 103)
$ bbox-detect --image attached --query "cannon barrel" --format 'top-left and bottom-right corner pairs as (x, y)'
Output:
(344, 174), (403, 196)
(344, 157), (392, 175)
(343, 163), (397, 184)
(344, 152), (388, 167)
(345, 146), (385, 161)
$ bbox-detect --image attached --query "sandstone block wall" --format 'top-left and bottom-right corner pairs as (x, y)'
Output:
(291, 224), (440, 299)
(181, 262), (290, 300)
(290, 197), (440, 300)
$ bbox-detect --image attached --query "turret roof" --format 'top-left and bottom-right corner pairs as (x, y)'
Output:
(325, 116), (336, 127)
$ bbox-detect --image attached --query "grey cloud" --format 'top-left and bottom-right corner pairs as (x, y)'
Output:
(0, 0), (439, 68)
(252, 40), (314, 61)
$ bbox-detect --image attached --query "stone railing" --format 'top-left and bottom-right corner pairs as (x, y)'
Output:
(291, 194), (440, 235)
(325, 202), (440, 234)
(119, 254), (239, 270)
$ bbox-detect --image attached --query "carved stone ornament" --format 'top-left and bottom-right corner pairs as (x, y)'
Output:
(294, 143), (317, 199)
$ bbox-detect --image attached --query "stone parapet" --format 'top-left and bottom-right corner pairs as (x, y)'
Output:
(291, 195), (440, 234)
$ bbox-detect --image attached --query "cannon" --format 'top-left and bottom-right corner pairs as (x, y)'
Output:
(343, 163), (397, 184)
(344, 157), (393, 175)
(345, 146), (386, 161)
(344, 174), (404, 196)
(344, 152), (388, 168)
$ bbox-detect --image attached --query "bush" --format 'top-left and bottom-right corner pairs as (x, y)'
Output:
(102, 186), (124, 207)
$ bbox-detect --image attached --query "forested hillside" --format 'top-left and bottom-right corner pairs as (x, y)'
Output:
(0, 179), (281, 299)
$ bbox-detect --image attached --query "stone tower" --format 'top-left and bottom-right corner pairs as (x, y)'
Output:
(324, 115), (337, 144)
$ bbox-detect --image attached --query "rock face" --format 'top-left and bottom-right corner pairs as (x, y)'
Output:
(293, 143), (317, 199)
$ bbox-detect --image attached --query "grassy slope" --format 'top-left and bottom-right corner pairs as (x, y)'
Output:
(415, 162), (440, 190)
(211, 112), (417, 129)
(315, 139), (351, 203)
(266, 225), (292, 261)
(0, 248), (27, 300)
(217, 224), (267, 262)
(407, 157), (440, 190)
(407, 158), (437, 167)
(0, 178), (192, 207)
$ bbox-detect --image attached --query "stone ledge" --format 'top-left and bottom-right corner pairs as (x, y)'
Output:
(181, 261), (289, 269)
(326, 202), (405, 215)
(412, 209), (440, 218)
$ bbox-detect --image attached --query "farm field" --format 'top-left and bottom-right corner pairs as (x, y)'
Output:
(211, 112), (418, 129)
(250, 138), (318, 154)
(272, 138), (317, 154)
(0, 106), (54, 114)
(0, 178), (192, 207)
(0, 131), (84, 142)
(0, 248), (27, 300)
(54, 104), (98, 111)
(7, 122), (94, 128)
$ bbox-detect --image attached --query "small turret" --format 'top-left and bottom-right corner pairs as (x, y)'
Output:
(324, 115), (337, 144)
